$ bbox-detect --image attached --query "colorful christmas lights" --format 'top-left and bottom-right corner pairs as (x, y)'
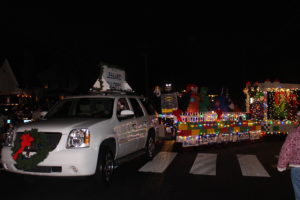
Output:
(244, 82), (300, 135)
(176, 111), (261, 147)
(245, 83), (300, 121)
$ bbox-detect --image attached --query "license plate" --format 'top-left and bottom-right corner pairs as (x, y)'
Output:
(22, 151), (37, 159)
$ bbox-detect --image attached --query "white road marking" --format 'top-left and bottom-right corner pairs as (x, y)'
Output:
(139, 152), (177, 173)
(189, 153), (217, 176)
(237, 154), (270, 177)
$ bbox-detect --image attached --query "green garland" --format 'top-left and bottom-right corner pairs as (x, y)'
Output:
(11, 128), (51, 171)
(98, 63), (104, 90)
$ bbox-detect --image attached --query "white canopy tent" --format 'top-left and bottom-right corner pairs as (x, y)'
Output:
(0, 59), (21, 94)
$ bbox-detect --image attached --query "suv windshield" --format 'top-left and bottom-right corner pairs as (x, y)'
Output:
(46, 98), (114, 119)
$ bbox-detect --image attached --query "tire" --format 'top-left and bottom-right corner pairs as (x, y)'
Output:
(95, 147), (114, 185)
(145, 134), (156, 160)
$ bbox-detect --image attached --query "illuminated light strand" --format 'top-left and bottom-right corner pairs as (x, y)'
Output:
(179, 111), (247, 123)
(246, 86), (299, 121)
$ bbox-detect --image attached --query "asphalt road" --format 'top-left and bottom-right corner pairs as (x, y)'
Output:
(0, 136), (294, 200)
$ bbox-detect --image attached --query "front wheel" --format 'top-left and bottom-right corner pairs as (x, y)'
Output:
(145, 134), (156, 160)
(95, 148), (114, 185)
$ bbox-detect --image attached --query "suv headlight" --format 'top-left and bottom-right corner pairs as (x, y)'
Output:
(3, 128), (15, 147)
(67, 129), (90, 148)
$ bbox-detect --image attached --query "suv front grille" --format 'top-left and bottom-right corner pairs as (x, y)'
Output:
(15, 165), (62, 173)
(16, 132), (62, 152)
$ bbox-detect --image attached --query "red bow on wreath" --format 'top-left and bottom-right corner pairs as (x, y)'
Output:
(12, 133), (34, 160)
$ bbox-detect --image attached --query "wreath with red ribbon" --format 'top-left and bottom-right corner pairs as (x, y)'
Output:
(11, 128), (51, 170)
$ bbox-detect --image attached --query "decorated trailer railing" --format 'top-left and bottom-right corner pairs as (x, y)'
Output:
(261, 119), (298, 135)
(175, 111), (263, 147)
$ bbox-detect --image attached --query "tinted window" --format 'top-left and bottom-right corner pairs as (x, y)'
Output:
(116, 98), (133, 121)
(46, 98), (114, 119)
(116, 98), (130, 115)
(129, 98), (144, 117)
(46, 100), (74, 118)
(140, 98), (156, 115)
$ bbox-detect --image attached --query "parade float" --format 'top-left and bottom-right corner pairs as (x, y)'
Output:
(243, 80), (300, 135)
(173, 80), (300, 147)
(168, 84), (263, 147)
(152, 79), (300, 147)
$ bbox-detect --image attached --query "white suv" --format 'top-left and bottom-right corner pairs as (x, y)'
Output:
(1, 92), (158, 183)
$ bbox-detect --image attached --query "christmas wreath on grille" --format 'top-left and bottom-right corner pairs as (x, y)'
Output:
(11, 128), (51, 170)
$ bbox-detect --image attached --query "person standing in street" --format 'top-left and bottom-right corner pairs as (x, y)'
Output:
(277, 111), (300, 200)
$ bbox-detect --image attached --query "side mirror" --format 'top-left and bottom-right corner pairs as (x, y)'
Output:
(120, 110), (134, 116)
(40, 111), (48, 119)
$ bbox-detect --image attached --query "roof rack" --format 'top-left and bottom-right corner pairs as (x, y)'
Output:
(89, 90), (141, 96)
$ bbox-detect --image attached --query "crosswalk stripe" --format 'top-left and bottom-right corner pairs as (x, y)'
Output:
(138, 151), (272, 177)
(139, 152), (177, 173)
(189, 153), (217, 176)
(237, 154), (270, 177)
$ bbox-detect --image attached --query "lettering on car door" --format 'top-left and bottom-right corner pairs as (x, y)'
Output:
(129, 98), (147, 150)
(115, 98), (136, 157)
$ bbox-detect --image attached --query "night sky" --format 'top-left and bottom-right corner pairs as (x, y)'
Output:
(1, 5), (300, 107)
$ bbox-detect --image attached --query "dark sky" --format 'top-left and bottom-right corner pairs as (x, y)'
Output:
(1, 5), (300, 106)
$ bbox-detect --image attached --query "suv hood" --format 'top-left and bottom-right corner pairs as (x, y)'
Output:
(16, 118), (109, 134)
